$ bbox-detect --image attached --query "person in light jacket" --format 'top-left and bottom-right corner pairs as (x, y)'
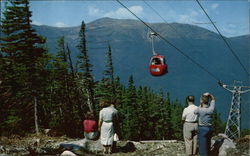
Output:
(194, 92), (215, 156)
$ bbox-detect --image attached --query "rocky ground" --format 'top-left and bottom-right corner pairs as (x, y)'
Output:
(227, 136), (250, 156)
(0, 134), (185, 156)
(0, 134), (249, 156)
(0, 134), (73, 156)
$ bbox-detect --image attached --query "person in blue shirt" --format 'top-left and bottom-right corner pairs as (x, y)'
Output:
(194, 92), (215, 156)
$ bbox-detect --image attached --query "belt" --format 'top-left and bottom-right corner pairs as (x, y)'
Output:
(104, 120), (112, 123)
(198, 125), (212, 127)
(185, 121), (197, 123)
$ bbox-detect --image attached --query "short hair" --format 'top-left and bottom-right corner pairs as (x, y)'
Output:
(201, 95), (209, 104)
(85, 111), (94, 120)
(110, 99), (117, 107)
(186, 95), (195, 103)
(100, 100), (109, 108)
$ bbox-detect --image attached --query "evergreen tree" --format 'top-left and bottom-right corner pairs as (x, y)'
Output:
(212, 110), (226, 134)
(104, 44), (115, 83)
(170, 99), (184, 139)
(77, 21), (95, 112)
(113, 76), (125, 138)
(123, 75), (139, 140)
(153, 90), (171, 140)
(164, 92), (171, 138)
(49, 36), (84, 137)
(50, 36), (72, 135)
(0, 0), (48, 135)
(97, 44), (116, 102)
(66, 43), (75, 78)
(113, 76), (124, 106)
(66, 44), (86, 127)
(136, 86), (149, 140)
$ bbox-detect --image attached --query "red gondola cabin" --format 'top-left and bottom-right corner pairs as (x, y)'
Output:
(149, 54), (168, 76)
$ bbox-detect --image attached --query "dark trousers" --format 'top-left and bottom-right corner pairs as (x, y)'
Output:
(198, 126), (213, 156)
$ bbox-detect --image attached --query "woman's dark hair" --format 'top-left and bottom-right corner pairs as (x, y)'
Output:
(186, 95), (195, 104)
(85, 111), (94, 120)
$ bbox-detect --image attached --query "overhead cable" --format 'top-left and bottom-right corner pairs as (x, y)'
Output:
(195, 0), (249, 77)
(116, 0), (220, 81)
(142, 0), (194, 47)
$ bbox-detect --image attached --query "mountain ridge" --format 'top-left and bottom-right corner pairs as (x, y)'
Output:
(34, 17), (249, 39)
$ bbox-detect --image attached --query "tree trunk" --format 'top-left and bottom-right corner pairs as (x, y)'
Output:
(86, 89), (93, 112)
(34, 96), (39, 135)
(59, 106), (63, 117)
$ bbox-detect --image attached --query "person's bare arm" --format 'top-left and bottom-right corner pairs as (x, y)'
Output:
(98, 111), (103, 131)
(182, 108), (186, 122)
(98, 119), (102, 131)
(209, 94), (215, 101)
(203, 92), (215, 113)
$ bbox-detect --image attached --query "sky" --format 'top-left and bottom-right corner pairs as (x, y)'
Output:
(1, 0), (249, 37)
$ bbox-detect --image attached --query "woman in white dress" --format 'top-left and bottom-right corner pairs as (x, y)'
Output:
(98, 100), (118, 154)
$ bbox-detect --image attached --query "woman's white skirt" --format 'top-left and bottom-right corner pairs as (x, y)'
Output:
(101, 122), (114, 145)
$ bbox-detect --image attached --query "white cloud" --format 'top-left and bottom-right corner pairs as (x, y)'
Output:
(211, 3), (219, 10)
(176, 10), (199, 24)
(88, 6), (103, 17)
(228, 24), (236, 28)
(88, 5), (144, 19)
(221, 27), (236, 37)
(55, 22), (68, 27)
(32, 20), (42, 26)
(221, 23), (249, 37)
(104, 8), (128, 18)
(107, 5), (143, 18)
(190, 10), (198, 16)
(177, 15), (190, 23)
(220, 23), (248, 37)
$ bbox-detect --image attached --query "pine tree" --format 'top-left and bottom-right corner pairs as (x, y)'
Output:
(164, 92), (171, 138)
(136, 86), (149, 140)
(104, 44), (114, 82)
(123, 75), (139, 140)
(66, 44), (86, 127)
(0, 0), (48, 134)
(98, 44), (116, 102)
(49, 36), (85, 137)
(66, 44), (75, 78)
(77, 21), (95, 112)
(113, 76), (125, 138)
(170, 99), (184, 139)
(50, 36), (71, 135)
(114, 76), (124, 106)
(153, 90), (169, 140)
(212, 110), (226, 134)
